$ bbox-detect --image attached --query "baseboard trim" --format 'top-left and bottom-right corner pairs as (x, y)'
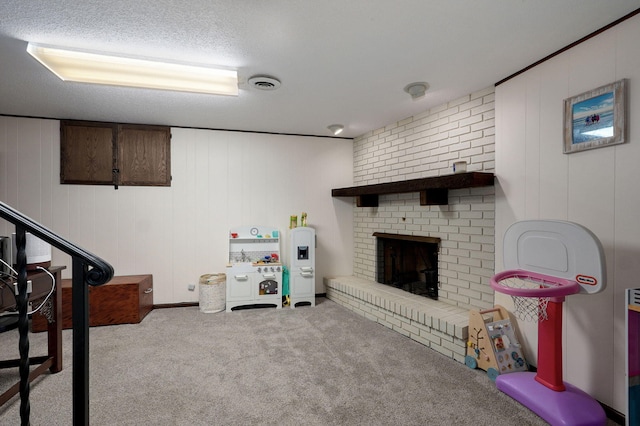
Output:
(154, 302), (198, 309)
(601, 403), (624, 425)
(154, 294), (326, 311)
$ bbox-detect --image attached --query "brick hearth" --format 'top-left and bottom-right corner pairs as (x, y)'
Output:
(325, 276), (468, 363)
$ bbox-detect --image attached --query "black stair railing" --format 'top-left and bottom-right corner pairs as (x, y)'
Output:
(0, 201), (114, 426)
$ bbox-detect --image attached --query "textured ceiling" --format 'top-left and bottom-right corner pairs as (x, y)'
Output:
(0, 1), (639, 138)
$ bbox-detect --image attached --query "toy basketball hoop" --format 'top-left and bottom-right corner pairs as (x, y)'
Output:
(491, 269), (580, 322)
(492, 220), (607, 426)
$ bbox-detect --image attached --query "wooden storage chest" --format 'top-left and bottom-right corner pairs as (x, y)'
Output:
(32, 274), (153, 332)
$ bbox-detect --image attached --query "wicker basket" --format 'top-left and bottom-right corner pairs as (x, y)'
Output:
(199, 273), (226, 313)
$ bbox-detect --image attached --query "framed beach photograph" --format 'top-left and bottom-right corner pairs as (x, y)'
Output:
(563, 79), (627, 154)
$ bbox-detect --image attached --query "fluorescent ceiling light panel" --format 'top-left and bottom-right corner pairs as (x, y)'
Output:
(26, 43), (238, 96)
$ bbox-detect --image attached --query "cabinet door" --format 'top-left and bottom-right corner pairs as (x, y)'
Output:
(227, 273), (253, 300)
(291, 271), (314, 297)
(60, 121), (116, 184)
(60, 120), (171, 187)
(118, 124), (171, 186)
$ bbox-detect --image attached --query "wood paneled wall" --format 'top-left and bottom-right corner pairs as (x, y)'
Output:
(495, 14), (640, 414)
(0, 119), (354, 304)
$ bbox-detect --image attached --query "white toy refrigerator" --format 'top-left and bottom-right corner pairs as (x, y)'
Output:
(289, 226), (316, 308)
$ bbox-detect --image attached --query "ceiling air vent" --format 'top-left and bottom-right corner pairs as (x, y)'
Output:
(248, 75), (281, 91)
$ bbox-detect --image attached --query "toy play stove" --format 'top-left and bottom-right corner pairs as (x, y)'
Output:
(225, 226), (282, 312)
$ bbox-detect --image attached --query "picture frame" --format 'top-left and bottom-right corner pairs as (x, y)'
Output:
(563, 79), (627, 154)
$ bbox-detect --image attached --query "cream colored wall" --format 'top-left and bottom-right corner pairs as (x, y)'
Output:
(495, 14), (640, 414)
(0, 118), (354, 304)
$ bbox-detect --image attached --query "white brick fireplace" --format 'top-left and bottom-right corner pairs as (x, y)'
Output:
(327, 87), (496, 363)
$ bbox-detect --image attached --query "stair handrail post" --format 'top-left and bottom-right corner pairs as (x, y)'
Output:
(15, 226), (30, 426)
(0, 201), (113, 426)
(72, 258), (90, 426)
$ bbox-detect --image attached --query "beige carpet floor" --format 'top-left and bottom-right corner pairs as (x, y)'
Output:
(0, 297), (619, 425)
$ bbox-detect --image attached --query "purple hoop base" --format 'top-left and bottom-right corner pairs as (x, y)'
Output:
(491, 269), (580, 299)
(496, 372), (606, 426)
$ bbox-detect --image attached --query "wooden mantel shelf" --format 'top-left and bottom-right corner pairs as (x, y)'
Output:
(331, 171), (495, 207)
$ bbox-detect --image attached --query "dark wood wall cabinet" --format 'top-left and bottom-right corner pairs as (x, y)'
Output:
(331, 172), (495, 207)
(60, 120), (171, 188)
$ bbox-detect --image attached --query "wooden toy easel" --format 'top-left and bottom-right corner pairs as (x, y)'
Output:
(466, 305), (528, 380)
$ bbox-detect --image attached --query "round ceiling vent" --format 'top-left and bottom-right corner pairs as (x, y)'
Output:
(248, 75), (281, 90)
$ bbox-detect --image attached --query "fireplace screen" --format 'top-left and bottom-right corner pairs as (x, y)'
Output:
(375, 233), (439, 300)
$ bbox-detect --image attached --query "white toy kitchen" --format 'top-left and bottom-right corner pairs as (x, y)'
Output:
(226, 226), (283, 312)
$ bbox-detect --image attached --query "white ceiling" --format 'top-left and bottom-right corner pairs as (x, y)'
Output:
(1, 1), (638, 139)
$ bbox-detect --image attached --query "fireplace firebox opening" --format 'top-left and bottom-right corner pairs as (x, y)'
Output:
(374, 233), (440, 300)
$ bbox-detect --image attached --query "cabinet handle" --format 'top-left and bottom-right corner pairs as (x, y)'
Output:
(144, 288), (153, 294)
(301, 272), (314, 277)
(234, 275), (249, 281)
(300, 267), (314, 273)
